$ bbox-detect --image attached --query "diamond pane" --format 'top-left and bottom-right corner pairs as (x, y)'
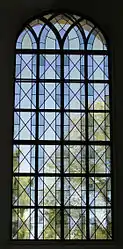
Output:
(89, 145), (111, 173)
(64, 83), (85, 109)
(64, 55), (84, 79)
(39, 54), (60, 79)
(14, 82), (36, 109)
(38, 112), (60, 140)
(38, 145), (60, 173)
(12, 177), (35, 206)
(38, 209), (61, 239)
(64, 112), (85, 140)
(89, 209), (112, 239)
(38, 177), (61, 206)
(64, 177), (86, 206)
(88, 83), (109, 110)
(64, 209), (86, 239)
(12, 208), (35, 239)
(88, 112), (110, 141)
(64, 145), (86, 173)
(88, 55), (108, 80)
(16, 54), (36, 79)
(39, 82), (61, 109)
(89, 177), (111, 207)
(13, 145), (35, 173)
(14, 112), (36, 140)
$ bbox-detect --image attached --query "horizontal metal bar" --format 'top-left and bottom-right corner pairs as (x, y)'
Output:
(13, 172), (111, 177)
(15, 78), (110, 84)
(12, 205), (111, 209)
(14, 108), (110, 113)
(16, 49), (109, 55)
(13, 140), (111, 145)
(10, 240), (113, 243)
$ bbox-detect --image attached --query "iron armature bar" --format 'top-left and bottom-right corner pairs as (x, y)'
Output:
(60, 49), (64, 240)
(13, 173), (111, 177)
(12, 206), (111, 210)
(34, 41), (39, 240)
(15, 78), (110, 83)
(13, 140), (111, 145)
(107, 44), (113, 240)
(14, 108), (110, 113)
(85, 46), (90, 240)
(16, 49), (109, 55)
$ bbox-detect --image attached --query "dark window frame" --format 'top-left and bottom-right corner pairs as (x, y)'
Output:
(11, 10), (113, 242)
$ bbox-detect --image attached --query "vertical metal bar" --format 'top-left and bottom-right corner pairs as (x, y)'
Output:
(104, 53), (108, 239)
(35, 42), (39, 240)
(43, 57), (45, 239)
(55, 52), (57, 240)
(68, 53), (70, 240)
(11, 51), (17, 240)
(85, 46), (90, 240)
(61, 48), (64, 240)
(108, 49), (113, 240)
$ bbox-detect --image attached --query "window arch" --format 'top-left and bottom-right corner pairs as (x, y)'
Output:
(12, 12), (112, 241)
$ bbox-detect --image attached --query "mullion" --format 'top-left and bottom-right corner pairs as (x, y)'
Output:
(42, 58), (46, 239)
(35, 49), (39, 239)
(108, 49), (112, 239)
(108, 49), (113, 240)
(17, 74), (21, 238)
(94, 146), (96, 239)
(61, 51), (64, 240)
(18, 72), (21, 141)
(85, 51), (90, 239)
(68, 54), (70, 222)
(55, 71), (56, 239)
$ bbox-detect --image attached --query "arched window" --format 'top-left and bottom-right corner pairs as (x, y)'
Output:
(12, 12), (112, 240)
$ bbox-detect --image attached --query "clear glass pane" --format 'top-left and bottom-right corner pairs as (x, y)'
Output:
(89, 209), (112, 239)
(64, 82), (85, 109)
(64, 112), (85, 140)
(16, 54), (36, 79)
(38, 112), (61, 140)
(14, 112), (36, 140)
(12, 209), (35, 239)
(64, 55), (85, 80)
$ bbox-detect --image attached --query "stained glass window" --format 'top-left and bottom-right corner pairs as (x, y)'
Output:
(12, 12), (112, 240)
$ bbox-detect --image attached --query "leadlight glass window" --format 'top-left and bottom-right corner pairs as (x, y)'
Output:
(12, 12), (112, 240)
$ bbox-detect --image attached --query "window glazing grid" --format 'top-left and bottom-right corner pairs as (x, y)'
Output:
(12, 12), (112, 240)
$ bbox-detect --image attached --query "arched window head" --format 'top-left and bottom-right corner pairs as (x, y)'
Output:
(12, 12), (112, 241)
(87, 28), (107, 50)
(63, 26), (84, 50)
(16, 28), (37, 49)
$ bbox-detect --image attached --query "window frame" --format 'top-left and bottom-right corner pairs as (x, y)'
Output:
(11, 10), (114, 243)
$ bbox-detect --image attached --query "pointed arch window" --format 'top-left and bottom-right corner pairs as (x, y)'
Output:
(12, 12), (112, 240)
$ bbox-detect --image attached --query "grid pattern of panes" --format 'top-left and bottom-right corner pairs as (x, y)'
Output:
(12, 13), (112, 240)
